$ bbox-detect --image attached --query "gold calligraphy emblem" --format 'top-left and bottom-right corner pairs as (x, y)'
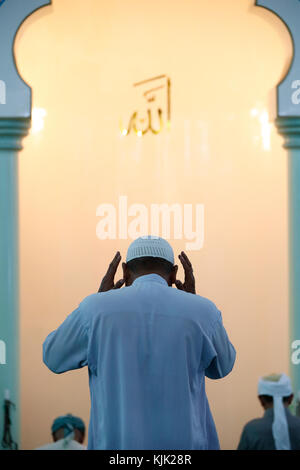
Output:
(120, 75), (171, 136)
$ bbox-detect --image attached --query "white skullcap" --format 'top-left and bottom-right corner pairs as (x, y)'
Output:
(258, 373), (293, 450)
(126, 236), (174, 264)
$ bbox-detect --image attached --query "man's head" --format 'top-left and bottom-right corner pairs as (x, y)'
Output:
(257, 373), (294, 450)
(258, 373), (294, 410)
(51, 414), (85, 444)
(122, 236), (178, 286)
(258, 394), (293, 410)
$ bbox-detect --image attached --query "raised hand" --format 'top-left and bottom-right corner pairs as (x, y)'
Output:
(174, 251), (196, 294)
(98, 251), (125, 292)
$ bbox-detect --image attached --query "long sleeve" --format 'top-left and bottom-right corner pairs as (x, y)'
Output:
(204, 311), (236, 380)
(43, 306), (89, 374)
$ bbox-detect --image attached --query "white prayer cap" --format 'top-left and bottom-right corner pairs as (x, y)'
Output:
(126, 236), (174, 264)
(258, 373), (293, 450)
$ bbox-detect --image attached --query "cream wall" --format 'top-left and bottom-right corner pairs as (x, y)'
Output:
(15, 0), (292, 449)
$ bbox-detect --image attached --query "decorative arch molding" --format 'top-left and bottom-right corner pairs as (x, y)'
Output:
(0, 0), (51, 450)
(256, 0), (300, 117)
(0, 0), (51, 119)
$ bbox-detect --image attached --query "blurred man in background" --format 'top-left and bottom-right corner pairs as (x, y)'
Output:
(43, 236), (236, 450)
(35, 413), (86, 450)
(238, 373), (300, 450)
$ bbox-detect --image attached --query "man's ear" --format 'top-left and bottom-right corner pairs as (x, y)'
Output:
(122, 262), (127, 278)
(258, 396), (265, 409)
(288, 393), (294, 405)
(170, 265), (178, 285)
(74, 429), (85, 444)
(122, 262), (130, 285)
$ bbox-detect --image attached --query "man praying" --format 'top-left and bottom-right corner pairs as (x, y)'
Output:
(238, 373), (300, 450)
(35, 414), (86, 450)
(43, 236), (236, 450)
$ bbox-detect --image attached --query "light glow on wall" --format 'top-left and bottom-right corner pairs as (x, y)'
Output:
(250, 107), (272, 151)
(30, 107), (47, 134)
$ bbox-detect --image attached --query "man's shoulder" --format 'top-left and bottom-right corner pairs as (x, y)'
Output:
(182, 291), (222, 323)
(169, 287), (219, 310)
(158, 287), (222, 330)
(287, 411), (300, 428)
(80, 288), (129, 307)
(244, 416), (264, 429)
(242, 415), (269, 436)
(78, 287), (138, 317)
(35, 439), (86, 450)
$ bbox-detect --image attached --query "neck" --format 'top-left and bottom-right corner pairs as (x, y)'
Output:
(130, 272), (170, 285)
(264, 403), (289, 410)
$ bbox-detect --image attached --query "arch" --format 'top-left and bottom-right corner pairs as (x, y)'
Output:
(0, 0), (51, 118)
(255, 0), (300, 116)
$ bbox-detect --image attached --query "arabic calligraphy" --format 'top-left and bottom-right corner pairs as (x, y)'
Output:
(120, 75), (171, 136)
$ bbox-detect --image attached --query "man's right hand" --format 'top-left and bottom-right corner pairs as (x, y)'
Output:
(98, 252), (125, 292)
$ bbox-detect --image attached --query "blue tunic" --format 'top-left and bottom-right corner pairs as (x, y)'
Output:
(43, 274), (236, 450)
